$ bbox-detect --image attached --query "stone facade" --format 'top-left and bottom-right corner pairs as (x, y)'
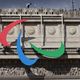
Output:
(0, 8), (80, 17)
(0, 60), (80, 80)
(0, 8), (80, 79)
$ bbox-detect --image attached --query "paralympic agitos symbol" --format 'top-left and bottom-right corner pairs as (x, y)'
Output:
(0, 19), (65, 66)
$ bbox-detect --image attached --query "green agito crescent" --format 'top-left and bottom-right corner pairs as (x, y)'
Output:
(30, 42), (65, 58)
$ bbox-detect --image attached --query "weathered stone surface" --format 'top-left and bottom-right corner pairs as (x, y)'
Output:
(0, 8), (80, 18)
(0, 59), (80, 79)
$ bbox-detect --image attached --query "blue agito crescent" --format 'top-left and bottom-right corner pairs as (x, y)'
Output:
(16, 32), (39, 66)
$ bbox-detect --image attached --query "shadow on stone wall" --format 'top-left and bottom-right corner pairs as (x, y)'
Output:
(0, 59), (79, 79)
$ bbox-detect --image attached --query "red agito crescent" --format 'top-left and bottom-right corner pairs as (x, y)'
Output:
(0, 19), (26, 46)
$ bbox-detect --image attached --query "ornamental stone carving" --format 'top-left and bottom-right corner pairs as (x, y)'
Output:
(69, 27), (77, 35)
